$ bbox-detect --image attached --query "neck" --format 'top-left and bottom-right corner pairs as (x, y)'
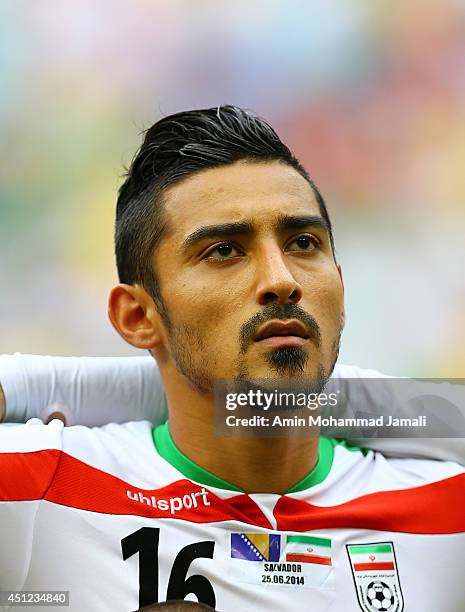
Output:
(163, 378), (319, 495)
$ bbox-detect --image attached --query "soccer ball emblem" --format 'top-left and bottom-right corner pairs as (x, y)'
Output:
(366, 581), (395, 611)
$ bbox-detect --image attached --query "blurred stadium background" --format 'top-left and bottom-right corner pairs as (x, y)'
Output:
(1, 0), (464, 376)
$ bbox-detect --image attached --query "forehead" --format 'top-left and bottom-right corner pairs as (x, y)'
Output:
(161, 161), (321, 232)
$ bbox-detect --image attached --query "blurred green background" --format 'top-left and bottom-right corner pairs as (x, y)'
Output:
(1, 0), (464, 375)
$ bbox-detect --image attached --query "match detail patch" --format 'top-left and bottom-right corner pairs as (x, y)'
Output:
(230, 532), (334, 590)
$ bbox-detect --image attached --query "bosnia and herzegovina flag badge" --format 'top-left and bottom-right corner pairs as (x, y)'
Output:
(230, 532), (281, 562)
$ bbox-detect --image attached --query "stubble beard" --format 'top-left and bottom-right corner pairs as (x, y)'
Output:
(152, 294), (214, 394)
(156, 295), (342, 397)
(236, 326), (342, 394)
(169, 323), (213, 395)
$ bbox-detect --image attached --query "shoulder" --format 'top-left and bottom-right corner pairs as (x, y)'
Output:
(290, 440), (465, 535)
(60, 420), (159, 486)
(61, 419), (154, 456)
(302, 438), (465, 518)
(328, 438), (465, 496)
(0, 418), (156, 479)
(0, 418), (153, 453)
(0, 418), (64, 452)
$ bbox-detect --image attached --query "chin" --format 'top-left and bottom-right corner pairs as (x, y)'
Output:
(264, 346), (308, 375)
(235, 347), (326, 385)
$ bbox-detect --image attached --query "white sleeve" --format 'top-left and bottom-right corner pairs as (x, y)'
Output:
(330, 364), (465, 465)
(0, 354), (167, 426)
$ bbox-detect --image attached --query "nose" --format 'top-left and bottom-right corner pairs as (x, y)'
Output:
(255, 245), (303, 307)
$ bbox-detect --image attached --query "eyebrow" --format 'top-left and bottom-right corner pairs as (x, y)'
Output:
(182, 214), (329, 252)
(275, 214), (329, 233)
(182, 221), (254, 252)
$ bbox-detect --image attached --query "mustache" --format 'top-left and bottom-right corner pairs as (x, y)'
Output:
(239, 303), (321, 353)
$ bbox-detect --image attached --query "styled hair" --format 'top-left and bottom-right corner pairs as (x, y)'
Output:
(115, 105), (334, 302)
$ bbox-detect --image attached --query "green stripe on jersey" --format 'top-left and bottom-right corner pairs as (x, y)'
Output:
(287, 535), (331, 547)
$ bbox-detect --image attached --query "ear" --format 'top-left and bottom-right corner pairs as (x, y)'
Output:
(336, 263), (346, 329)
(108, 284), (164, 349)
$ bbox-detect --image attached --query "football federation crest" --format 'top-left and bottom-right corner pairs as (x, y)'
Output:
(347, 542), (404, 612)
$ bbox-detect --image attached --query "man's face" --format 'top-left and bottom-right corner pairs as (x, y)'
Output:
(152, 161), (344, 392)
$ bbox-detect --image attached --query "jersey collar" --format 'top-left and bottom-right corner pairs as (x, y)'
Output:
(153, 422), (335, 494)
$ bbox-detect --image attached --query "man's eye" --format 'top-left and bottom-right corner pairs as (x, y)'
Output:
(286, 234), (320, 252)
(205, 242), (242, 260)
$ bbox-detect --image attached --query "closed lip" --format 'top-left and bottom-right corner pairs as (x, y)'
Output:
(253, 319), (310, 342)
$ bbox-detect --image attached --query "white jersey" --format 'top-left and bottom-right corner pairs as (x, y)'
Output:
(0, 419), (464, 612)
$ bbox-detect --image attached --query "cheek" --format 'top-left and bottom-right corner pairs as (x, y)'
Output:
(164, 265), (248, 320)
(162, 277), (244, 350)
(303, 272), (344, 331)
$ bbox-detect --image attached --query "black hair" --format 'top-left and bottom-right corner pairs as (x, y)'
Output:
(115, 105), (334, 302)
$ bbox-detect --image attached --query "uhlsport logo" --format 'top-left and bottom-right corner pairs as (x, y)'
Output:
(346, 542), (404, 612)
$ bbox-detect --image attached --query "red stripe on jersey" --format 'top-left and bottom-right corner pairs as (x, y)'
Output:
(0, 450), (272, 529)
(285, 553), (332, 565)
(2, 450), (465, 534)
(275, 472), (465, 534)
(354, 562), (394, 571)
(0, 449), (61, 501)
